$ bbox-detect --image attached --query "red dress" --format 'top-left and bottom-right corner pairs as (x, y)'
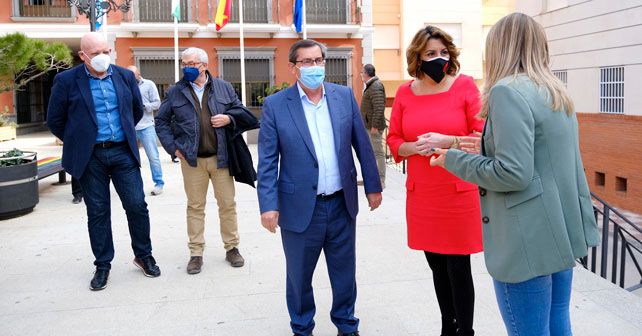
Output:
(387, 75), (484, 254)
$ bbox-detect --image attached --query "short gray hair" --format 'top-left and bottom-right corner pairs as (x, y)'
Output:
(182, 47), (208, 63)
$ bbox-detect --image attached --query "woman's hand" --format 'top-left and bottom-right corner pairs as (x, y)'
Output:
(430, 148), (448, 168)
(416, 132), (453, 156)
(459, 136), (481, 154)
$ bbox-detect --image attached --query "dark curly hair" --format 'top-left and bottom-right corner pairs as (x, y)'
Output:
(406, 26), (460, 79)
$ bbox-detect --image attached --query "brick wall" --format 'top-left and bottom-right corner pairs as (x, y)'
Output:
(577, 113), (642, 213)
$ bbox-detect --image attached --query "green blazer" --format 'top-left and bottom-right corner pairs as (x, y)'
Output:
(444, 75), (600, 283)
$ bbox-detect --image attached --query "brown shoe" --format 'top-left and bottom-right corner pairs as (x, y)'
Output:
(225, 247), (245, 267)
(186, 256), (202, 274)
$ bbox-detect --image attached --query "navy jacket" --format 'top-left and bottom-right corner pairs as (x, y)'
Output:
(46, 64), (144, 178)
(155, 72), (254, 169)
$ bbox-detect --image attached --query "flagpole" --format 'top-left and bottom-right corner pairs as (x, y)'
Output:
(174, 17), (179, 82)
(302, 0), (306, 39)
(239, 0), (247, 107)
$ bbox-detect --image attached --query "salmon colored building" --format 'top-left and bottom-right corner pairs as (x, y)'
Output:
(0, 0), (375, 136)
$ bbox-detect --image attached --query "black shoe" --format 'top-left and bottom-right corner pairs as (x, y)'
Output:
(133, 256), (161, 277)
(72, 195), (83, 204)
(89, 269), (109, 291)
(338, 332), (359, 336)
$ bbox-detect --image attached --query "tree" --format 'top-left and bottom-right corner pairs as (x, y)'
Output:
(0, 33), (73, 93)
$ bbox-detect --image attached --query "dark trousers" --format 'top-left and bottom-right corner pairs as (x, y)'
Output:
(71, 177), (82, 197)
(78, 144), (152, 271)
(280, 194), (359, 336)
(425, 251), (475, 336)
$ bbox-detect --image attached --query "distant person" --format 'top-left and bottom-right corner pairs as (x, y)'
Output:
(257, 39), (382, 336)
(127, 65), (164, 195)
(46, 32), (161, 291)
(386, 26), (484, 336)
(155, 47), (258, 275)
(359, 64), (387, 188)
(430, 13), (600, 336)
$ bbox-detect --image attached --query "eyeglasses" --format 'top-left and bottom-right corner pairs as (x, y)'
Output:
(295, 58), (325, 67)
(181, 62), (202, 68)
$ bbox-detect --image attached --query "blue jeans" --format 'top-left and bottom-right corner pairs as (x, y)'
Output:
(136, 126), (164, 187)
(78, 144), (153, 270)
(280, 194), (359, 336)
(493, 268), (574, 336)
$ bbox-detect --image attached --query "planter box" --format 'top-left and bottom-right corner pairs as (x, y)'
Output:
(0, 126), (16, 142)
(0, 152), (38, 219)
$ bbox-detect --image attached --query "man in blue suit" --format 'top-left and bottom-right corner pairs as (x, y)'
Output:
(47, 33), (160, 291)
(257, 39), (383, 336)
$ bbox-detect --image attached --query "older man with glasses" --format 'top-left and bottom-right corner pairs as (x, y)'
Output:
(155, 47), (259, 275)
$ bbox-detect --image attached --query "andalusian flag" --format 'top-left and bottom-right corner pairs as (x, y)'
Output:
(215, 0), (231, 31)
(171, 0), (181, 22)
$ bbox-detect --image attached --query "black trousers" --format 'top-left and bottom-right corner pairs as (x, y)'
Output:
(71, 177), (82, 197)
(425, 251), (475, 336)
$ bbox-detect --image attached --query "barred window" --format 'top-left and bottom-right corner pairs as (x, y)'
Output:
(599, 66), (624, 114)
(325, 58), (349, 86)
(221, 59), (271, 107)
(324, 47), (353, 88)
(139, 59), (178, 100)
(552, 70), (567, 87)
(216, 47), (275, 108)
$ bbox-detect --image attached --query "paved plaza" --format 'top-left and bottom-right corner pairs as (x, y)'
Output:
(1, 132), (642, 336)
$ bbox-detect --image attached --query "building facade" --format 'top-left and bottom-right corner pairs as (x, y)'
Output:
(0, 0), (374, 134)
(516, 0), (642, 213)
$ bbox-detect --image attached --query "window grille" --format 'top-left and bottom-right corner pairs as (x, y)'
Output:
(599, 66), (624, 114)
(553, 70), (567, 87)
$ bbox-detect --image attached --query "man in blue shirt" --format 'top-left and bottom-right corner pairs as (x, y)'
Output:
(47, 33), (161, 291)
(257, 39), (383, 336)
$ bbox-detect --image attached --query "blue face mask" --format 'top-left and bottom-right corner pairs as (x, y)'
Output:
(298, 65), (325, 89)
(183, 67), (200, 82)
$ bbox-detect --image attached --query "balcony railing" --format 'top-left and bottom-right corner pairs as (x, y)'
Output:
(130, 0), (193, 23)
(229, 0), (269, 23)
(581, 193), (642, 292)
(15, 0), (73, 18)
(306, 0), (350, 24)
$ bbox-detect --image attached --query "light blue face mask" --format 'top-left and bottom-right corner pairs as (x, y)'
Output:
(298, 65), (325, 89)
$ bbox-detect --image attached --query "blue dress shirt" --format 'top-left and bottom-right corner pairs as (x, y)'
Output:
(85, 65), (124, 143)
(297, 83), (341, 195)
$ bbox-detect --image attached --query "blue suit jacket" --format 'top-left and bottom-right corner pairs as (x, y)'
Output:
(46, 64), (144, 178)
(257, 82), (382, 233)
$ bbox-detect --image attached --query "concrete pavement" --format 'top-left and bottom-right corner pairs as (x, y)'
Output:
(1, 132), (642, 336)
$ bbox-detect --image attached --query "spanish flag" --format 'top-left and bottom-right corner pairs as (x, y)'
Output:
(215, 0), (231, 31)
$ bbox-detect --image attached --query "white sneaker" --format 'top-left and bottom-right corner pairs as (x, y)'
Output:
(151, 185), (163, 196)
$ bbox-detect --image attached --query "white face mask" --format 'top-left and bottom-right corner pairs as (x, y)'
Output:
(87, 53), (111, 73)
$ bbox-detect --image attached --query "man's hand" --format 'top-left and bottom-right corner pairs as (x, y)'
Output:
(174, 149), (185, 160)
(366, 192), (382, 211)
(261, 210), (279, 233)
(211, 114), (231, 128)
(371, 127), (379, 134)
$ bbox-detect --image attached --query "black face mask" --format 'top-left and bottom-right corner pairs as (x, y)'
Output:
(420, 57), (449, 83)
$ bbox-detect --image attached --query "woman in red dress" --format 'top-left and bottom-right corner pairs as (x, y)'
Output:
(387, 26), (484, 336)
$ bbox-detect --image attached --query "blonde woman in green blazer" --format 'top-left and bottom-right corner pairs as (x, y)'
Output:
(431, 13), (600, 336)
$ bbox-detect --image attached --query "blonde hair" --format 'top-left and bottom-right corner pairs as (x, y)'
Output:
(406, 26), (460, 79)
(479, 13), (573, 118)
